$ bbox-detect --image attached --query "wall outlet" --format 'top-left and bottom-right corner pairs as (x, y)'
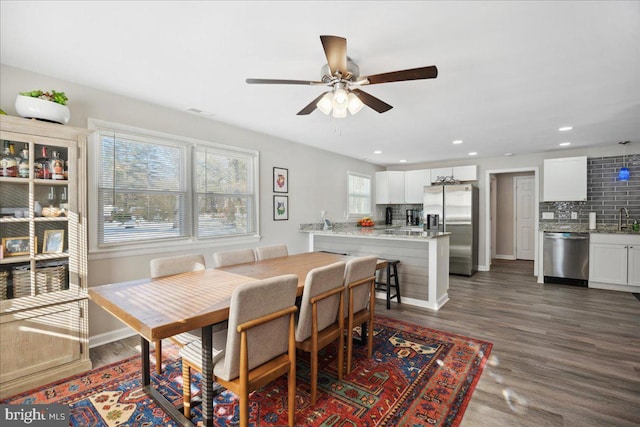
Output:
(542, 212), (554, 219)
(571, 212), (578, 219)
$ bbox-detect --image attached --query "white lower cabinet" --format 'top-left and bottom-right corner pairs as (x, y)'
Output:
(589, 234), (640, 289)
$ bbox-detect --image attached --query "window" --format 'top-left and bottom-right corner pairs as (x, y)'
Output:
(347, 171), (372, 218)
(92, 120), (258, 248)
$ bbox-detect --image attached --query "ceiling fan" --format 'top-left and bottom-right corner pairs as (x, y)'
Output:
(246, 35), (438, 118)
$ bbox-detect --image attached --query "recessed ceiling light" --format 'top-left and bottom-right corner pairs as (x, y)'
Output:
(558, 126), (573, 132)
(373, 150), (382, 154)
(559, 142), (571, 146)
(399, 159), (407, 163)
(504, 153), (513, 156)
(468, 152), (478, 156)
(452, 140), (463, 145)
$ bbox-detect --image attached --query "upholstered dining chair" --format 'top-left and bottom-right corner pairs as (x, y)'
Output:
(343, 256), (378, 375)
(212, 248), (256, 268)
(179, 274), (299, 427)
(255, 244), (288, 260)
(149, 253), (206, 374)
(295, 261), (346, 405)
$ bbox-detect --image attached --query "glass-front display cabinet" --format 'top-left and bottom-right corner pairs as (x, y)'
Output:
(0, 115), (91, 398)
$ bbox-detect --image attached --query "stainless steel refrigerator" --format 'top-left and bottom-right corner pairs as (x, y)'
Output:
(423, 184), (479, 276)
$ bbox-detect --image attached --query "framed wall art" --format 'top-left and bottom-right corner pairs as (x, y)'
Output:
(273, 195), (289, 221)
(273, 167), (288, 193)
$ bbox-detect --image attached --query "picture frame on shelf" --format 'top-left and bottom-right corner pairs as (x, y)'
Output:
(273, 195), (289, 221)
(43, 229), (64, 254)
(273, 167), (288, 193)
(2, 236), (31, 257)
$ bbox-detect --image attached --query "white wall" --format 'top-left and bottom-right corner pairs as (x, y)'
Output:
(0, 64), (382, 343)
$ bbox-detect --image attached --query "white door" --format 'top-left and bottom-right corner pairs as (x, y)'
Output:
(628, 244), (640, 287)
(515, 176), (535, 260)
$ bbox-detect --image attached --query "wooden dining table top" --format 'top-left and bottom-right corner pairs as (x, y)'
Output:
(89, 251), (386, 343)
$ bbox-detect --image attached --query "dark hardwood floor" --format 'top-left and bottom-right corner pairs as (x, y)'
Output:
(90, 259), (640, 426)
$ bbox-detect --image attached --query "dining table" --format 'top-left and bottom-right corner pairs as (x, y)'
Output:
(88, 251), (386, 427)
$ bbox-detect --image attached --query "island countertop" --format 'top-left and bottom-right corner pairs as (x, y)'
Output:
(299, 225), (450, 241)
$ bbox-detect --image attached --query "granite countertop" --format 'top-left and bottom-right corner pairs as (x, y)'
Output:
(539, 223), (640, 234)
(299, 223), (449, 240)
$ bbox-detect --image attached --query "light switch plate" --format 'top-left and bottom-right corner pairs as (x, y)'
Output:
(571, 212), (578, 219)
(542, 212), (554, 219)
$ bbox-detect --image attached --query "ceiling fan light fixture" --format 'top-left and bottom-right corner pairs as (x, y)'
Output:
(332, 104), (347, 118)
(347, 92), (364, 115)
(332, 88), (348, 108)
(317, 92), (333, 115)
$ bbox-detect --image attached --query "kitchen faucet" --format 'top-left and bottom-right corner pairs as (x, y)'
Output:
(619, 207), (629, 231)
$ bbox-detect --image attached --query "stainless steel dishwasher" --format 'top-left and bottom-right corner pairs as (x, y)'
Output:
(543, 232), (589, 286)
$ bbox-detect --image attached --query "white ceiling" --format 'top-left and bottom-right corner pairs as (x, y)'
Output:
(1, 1), (639, 166)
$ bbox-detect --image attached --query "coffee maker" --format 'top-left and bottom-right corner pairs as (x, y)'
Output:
(405, 209), (415, 226)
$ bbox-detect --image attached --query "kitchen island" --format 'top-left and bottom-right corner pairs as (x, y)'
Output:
(300, 225), (451, 310)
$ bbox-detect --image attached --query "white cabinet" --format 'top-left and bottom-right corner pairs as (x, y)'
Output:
(430, 165), (477, 184)
(375, 171), (405, 204)
(404, 169), (430, 203)
(453, 165), (477, 181)
(589, 233), (640, 289)
(430, 167), (452, 183)
(543, 156), (587, 201)
(0, 116), (91, 398)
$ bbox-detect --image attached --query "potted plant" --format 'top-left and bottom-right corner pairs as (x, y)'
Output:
(15, 90), (70, 124)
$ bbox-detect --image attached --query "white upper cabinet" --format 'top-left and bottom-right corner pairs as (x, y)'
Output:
(453, 165), (478, 181)
(404, 169), (431, 203)
(430, 167), (452, 183)
(430, 165), (477, 184)
(543, 156), (587, 202)
(376, 171), (405, 204)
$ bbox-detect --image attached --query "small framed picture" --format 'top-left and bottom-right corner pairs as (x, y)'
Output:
(2, 236), (31, 257)
(43, 229), (65, 254)
(273, 195), (289, 221)
(273, 167), (288, 193)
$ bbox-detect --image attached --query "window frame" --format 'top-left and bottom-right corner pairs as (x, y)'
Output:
(346, 171), (372, 219)
(88, 119), (260, 259)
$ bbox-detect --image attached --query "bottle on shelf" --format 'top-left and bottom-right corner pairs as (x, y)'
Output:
(35, 146), (50, 179)
(51, 151), (65, 180)
(1, 140), (18, 177)
(18, 144), (29, 178)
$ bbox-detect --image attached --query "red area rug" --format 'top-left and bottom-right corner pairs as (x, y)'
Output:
(2, 316), (492, 426)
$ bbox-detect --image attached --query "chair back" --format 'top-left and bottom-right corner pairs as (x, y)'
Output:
(295, 262), (346, 342)
(213, 248), (256, 268)
(215, 274), (298, 381)
(343, 256), (378, 318)
(255, 244), (288, 260)
(150, 254), (206, 278)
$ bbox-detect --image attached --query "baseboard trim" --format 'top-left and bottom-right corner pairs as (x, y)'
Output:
(90, 327), (137, 349)
(494, 254), (516, 260)
(375, 292), (448, 311)
(478, 264), (490, 272)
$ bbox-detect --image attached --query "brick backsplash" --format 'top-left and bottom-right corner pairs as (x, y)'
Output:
(540, 154), (640, 226)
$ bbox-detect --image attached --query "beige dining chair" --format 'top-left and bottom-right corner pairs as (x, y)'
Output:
(255, 244), (288, 260)
(212, 248), (256, 268)
(295, 261), (346, 405)
(343, 256), (378, 374)
(179, 274), (299, 427)
(149, 253), (206, 374)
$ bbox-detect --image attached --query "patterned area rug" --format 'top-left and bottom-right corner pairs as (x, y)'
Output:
(3, 316), (492, 426)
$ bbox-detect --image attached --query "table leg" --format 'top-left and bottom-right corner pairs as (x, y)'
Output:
(201, 325), (214, 427)
(140, 335), (195, 427)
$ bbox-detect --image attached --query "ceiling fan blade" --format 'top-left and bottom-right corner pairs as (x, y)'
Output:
(351, 89), (393, 113)
(320, 35), (347, 76)
(246, 78), (324, 85)
(361, 66), (438, 85)
(297, 92), (330, 115)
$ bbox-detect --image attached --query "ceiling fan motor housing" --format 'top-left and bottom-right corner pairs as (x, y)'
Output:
(321, 57), (360, 82)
